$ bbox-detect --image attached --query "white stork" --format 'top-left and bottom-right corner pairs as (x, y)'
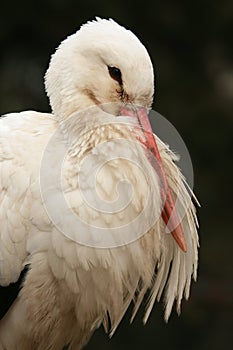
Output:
(0, 18), (199, 350)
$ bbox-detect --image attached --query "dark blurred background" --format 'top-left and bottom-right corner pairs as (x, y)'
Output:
(0, 0), (232, 349)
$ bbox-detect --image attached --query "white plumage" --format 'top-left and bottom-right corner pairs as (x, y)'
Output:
(0, 18), (199, 349)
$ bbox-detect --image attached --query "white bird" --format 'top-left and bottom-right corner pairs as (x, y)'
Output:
(0, 18), (199, 350)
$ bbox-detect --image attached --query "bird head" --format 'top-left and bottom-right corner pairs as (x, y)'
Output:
(45, 18), (154, 119)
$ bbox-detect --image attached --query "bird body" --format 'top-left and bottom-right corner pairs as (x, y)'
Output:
(0, 18), (199, 349)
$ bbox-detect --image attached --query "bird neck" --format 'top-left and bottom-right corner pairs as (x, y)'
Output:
(57, 103), (110, 152)
(57, 91), (95, 122)
(57, 106), (136, 161)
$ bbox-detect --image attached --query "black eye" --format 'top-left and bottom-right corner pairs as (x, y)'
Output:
(108, 66), (122, 85)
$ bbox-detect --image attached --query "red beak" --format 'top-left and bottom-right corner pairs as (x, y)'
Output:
(121, 106), (187, 252)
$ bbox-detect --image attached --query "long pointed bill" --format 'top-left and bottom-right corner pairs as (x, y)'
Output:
(121, 106), (187, 252)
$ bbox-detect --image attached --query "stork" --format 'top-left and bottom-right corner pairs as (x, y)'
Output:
(0, 18), (199, 350)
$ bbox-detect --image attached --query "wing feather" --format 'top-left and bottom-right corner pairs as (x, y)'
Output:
(0, 111), (55, 286)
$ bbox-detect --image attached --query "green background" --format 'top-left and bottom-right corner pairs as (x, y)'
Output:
(0, 1), (232, 349)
